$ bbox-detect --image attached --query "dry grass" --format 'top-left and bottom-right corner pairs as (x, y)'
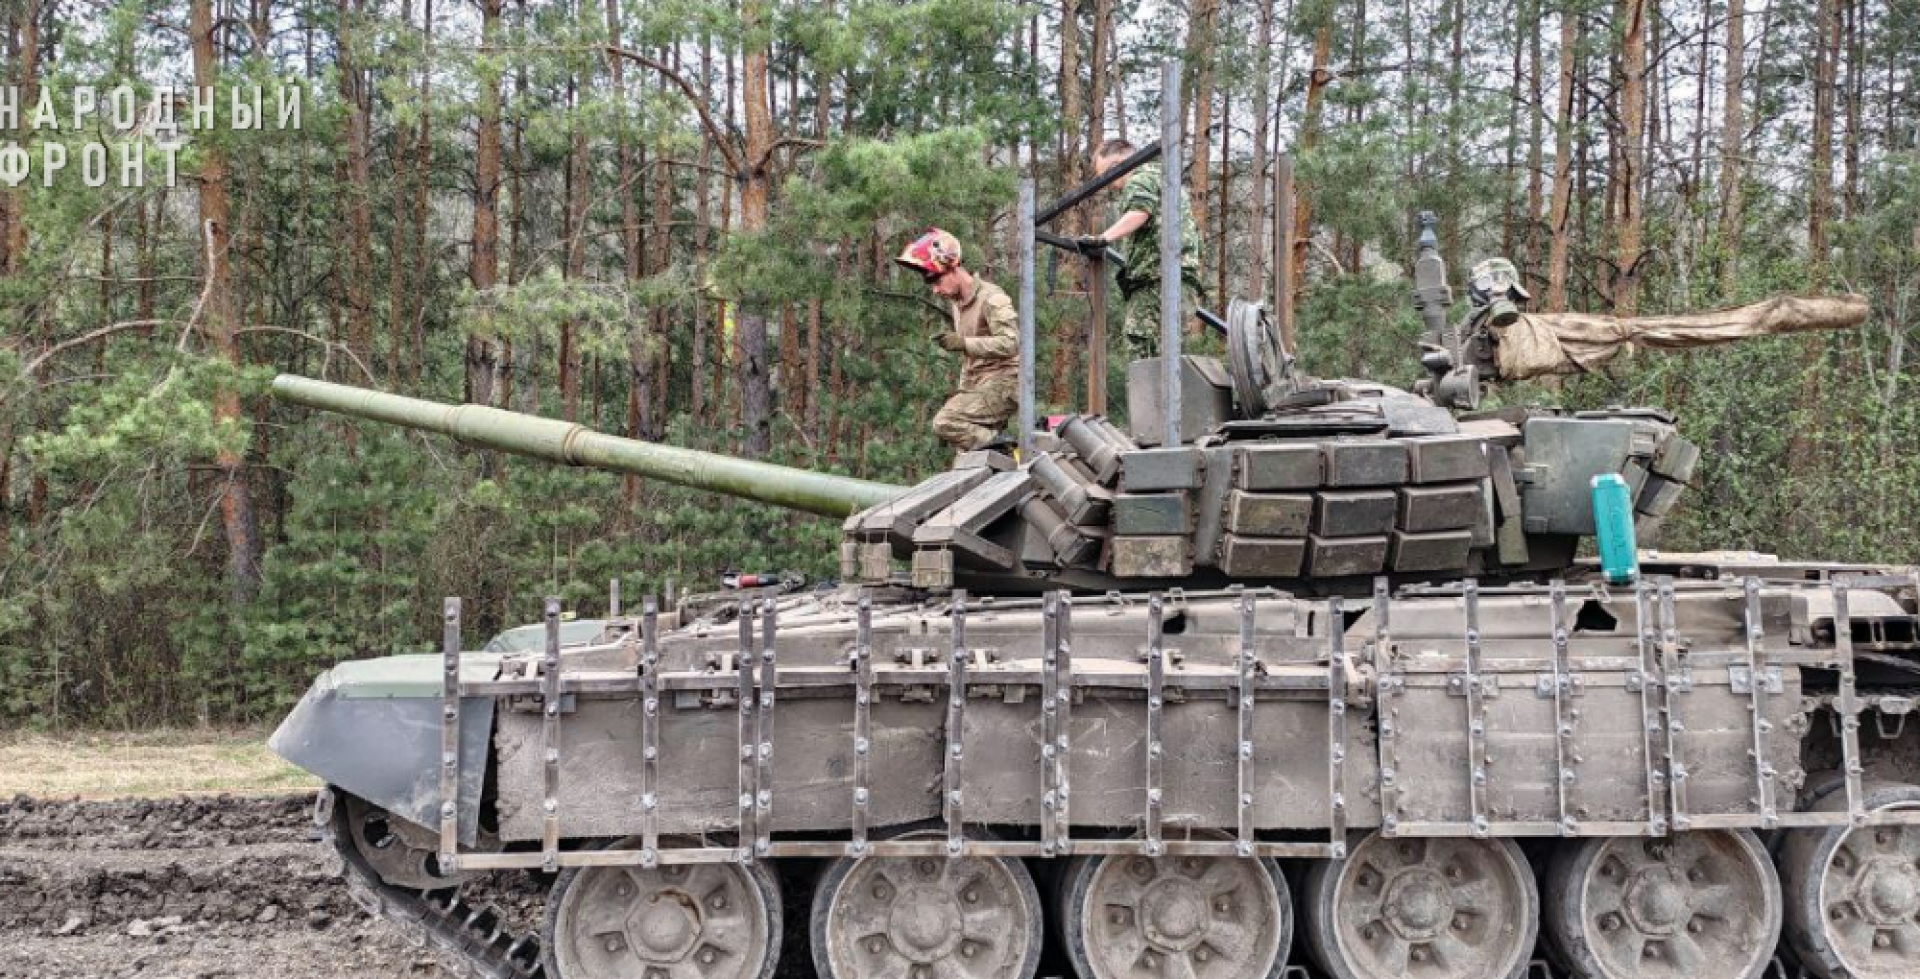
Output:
(0, 728), (319, 799)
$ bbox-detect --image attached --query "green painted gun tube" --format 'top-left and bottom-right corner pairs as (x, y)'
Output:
(272, 375), (903, 518)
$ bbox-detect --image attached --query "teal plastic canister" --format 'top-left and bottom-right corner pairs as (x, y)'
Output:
(1591, 473), (1638, 584)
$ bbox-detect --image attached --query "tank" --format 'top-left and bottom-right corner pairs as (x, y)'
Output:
(269, 221), (1917, 979)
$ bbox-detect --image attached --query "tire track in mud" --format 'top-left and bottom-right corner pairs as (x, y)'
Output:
(0, 793), (457, 979)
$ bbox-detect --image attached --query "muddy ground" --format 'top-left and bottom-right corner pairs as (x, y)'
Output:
(0, 792), (470, 979)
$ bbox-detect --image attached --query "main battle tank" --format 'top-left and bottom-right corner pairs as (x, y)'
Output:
(269, 222), (1918, 979)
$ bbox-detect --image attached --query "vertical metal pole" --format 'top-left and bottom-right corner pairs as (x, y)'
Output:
(1463, 581), (1488, 838)
(1834, 579), (1866, 824)
(639, 597), (660, 866)
(1088, 253), (1109, 416)
(1549, 581), (1575, 835)
(945, 591), (969, 855)
(1145, 593), (1166, 855)
(735, 604), (757, 863)
(608, 578), (621, 618)
(755, 599), (777, 858)
(540, 596), (563, 872)
(1327, 596), (1350, 858)
(1235, 592), (1257, 856)
(1018, 178), (1037, 456)
(1742, 578), (1778, 829)
(1274, 153), (1296, 357)
(851, 595), (874, 855)
(1158, 58), (1183, 448)
(1054, 593), (1074, 852)
(1040, 592), (1061, 856)
(438, 598), (462, 872)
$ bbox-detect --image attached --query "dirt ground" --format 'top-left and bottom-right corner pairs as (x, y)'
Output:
(0, 792), (468, 979)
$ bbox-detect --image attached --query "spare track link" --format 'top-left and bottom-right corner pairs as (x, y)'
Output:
(325, 795), (546, 979)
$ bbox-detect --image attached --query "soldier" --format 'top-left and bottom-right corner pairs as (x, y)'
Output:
(896, 229), (1020, 452)
(1080, 138), (1204, 360)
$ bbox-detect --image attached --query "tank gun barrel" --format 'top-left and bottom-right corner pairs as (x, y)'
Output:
(272, 375), (904, 517)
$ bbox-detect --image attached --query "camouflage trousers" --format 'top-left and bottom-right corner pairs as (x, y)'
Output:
(931, 375), (1018, 451)
(1120, 280), (1204, 360)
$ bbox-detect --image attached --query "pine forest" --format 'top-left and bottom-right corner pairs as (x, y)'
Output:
(0, 0), (1915, 726)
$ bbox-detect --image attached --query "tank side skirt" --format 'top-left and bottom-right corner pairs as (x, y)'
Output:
(447, 578), (1920, 872)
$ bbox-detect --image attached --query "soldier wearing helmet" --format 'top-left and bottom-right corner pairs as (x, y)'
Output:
(897, 229), (1020, 452)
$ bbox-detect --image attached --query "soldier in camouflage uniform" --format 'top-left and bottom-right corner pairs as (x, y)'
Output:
(1082, 139), (1204, 360)
(897, 229), (1021, 451)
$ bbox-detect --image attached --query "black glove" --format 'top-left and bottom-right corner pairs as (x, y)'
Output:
(935, 332), (968, 353)
(1074, 234), (1109, 256)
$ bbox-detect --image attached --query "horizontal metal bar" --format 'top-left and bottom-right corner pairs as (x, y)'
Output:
(463, 665), (1340, 698)
(447, 836), (1342, 870)
(1035, 140), (1161, 226)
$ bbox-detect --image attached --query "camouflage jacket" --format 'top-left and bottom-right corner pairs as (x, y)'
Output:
(1113, 163), (1202, 296)
(949, 277), (1019, 389)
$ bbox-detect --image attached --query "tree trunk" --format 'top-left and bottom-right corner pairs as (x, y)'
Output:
(387, 0), (413, 384)
(1841, 0), (1862, 223)
(563, 46), (590, 421)
(1502, 0), (1525, 261)
(468, 0), (505, 406)
(1290, 18), (1333, 302)
(411, 0), (434, 384)
(1614, 0), (1646, 316)
(1809, 0), (1839, 291)
(1089, 0), (1110, 153)
(4, 0), (40, 273)
(805, 37), (830, 441)
(1545, 2), (1577, 312)
(338, 0), (375, 368)
(1717, 0), (1744, 296)
(1054, 0), (1083, 406)
(738, 1), (775, 458)
(1525, 0), (1544, 279)
(692, 33), (712, 419)
(1215, 85), (1231, 305)
(1248, 0), (1273, 298)
(191, 0), (261, 606)
(1187, 0), (1218, 280)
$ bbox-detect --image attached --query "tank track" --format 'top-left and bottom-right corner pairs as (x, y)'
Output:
(322, 792), (547, 979)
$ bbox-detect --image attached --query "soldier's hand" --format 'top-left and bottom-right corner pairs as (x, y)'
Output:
(935, 332), (968, 353)
(1074, 234), (1109, 256)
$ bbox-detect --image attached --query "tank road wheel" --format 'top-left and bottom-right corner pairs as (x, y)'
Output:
(1058, 851), (1293, 979)
(810, 838), (1044, 979)
(1780, 783), (1920, 979)
(543, 841), (782, 979)
(1304, 833), (1538, 979)
(1545, 830), (1781, 979)
(339, 793), (464, 891)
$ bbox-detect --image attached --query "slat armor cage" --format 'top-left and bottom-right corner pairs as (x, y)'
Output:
(439, 575), (1920, 872)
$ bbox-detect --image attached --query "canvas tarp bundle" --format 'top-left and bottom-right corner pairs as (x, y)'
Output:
(1490, 294), (1871, 381)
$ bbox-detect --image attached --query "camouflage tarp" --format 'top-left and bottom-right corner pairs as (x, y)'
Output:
(1490, 294), (1871, 381)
